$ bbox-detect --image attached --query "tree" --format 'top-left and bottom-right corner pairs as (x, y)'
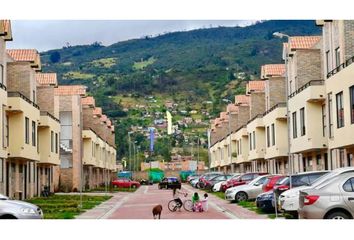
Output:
(50, 51), (61, 63)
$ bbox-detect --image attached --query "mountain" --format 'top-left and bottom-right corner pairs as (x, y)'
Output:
(39, 20), (321, 161)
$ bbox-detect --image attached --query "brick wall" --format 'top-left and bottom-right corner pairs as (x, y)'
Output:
(237, 105), (250, 127)
(249, 92), (265, 119)
(344, 21), (354, 60)
(37, 86), (55, 116)
(296, 49), (323, 88)
(266, 77), (286, 110)
(7, 62), (32, 100)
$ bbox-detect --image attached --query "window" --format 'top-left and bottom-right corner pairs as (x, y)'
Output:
(51, 131), (54, 152)
(335, 47), (341, 67)
(55, 133), (58, 153)
(32, 90), (36, 103)
(300, 107), (306, 136)
(271, 123), (275, 146)
(25, 117), (29, 144)
(32, 121), (36, 146)
(0, 64), (3, 84)
(343, 178), (354, 192)
(328, 93), (334, 137)
(336, 91), (344, 128)
(326, 50), (331, 74)
(292, 111), (297, 138)
(322, 104), (326, 137)
(253, 131), (256, 149)
(249, 133), (252, 150)
(350, 85), (354, 124)
(0, 158), (3, 182)
(316, 154), (321, 166)
(266, 126), (270, 147)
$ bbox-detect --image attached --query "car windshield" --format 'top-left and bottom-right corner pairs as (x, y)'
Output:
(277, 177), (289, 185)
(249, 175), (267, 185)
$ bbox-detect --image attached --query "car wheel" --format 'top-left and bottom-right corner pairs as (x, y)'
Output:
(235, 191), (248, 202)
(131, 185), (136, 189)
(325, 211), (351, 219)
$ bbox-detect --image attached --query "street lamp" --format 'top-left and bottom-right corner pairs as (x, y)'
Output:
(273, 31), (293, 189)
(128, 131), (133, 177)
(222, 98), (233, 173)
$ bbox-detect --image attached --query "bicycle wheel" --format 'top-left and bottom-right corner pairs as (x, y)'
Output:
(183, 200), (193, 212)
(168, 200), (178, 212)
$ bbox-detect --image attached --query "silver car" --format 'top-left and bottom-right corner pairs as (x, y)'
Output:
(0, 194), (43, 219)
(299, 172), (354, 219)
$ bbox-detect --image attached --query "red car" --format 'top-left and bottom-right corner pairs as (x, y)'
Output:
(112, 179), (140, 188)
(262, 175), (285, 192)
(221, 172), (268, 192)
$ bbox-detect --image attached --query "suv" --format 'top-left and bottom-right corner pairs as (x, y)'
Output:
(158, 177), (181, 189)
(221, 172), (268, 192)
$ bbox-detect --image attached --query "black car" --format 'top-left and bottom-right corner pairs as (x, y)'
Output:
(158, 177), (181, 189)
(256, 190), (275, 213)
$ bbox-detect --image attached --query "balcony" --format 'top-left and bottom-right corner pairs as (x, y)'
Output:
(39, 111), (60, 127)
(7, 91), (40, 112)
(288, 80), (325, 103)
(327, 55), (354, 79)
(263, 103), (287, 120)
(247, 114), (264, 128)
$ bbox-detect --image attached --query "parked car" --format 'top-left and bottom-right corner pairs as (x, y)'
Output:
(262, 175), (285, 192)
(190, 178), (200, 188)
(112, 179), (141, 188)
(221, 172), (268, 192)
(299, 172), (354, 219)
(158, 177), (181, 189)
(256, 190), (276, 213)
(0, 194), (43, 219)
(273, 171), (328, 198)
(212, 174), (240, 192)
(197, 172), (223, 189)
(140, 179), (154, 185)
(225, 175), (271, 202)
(204, 174), (233, 190)
(280, 167), (354, 217)
(187, 174), (200, 182)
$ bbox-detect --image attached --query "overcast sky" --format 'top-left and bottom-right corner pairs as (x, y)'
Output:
(7, 20), (255, 52)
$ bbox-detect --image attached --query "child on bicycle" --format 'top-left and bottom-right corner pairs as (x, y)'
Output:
(173, 188), (187, 210)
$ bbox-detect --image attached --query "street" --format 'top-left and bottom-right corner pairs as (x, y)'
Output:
(77, 184), (267, 219)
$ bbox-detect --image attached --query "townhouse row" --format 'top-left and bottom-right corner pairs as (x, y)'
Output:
(0, 20), (117, 200)
(209, 20), (354, 175)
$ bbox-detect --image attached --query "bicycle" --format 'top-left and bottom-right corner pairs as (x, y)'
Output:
(168, 193), (193, 212)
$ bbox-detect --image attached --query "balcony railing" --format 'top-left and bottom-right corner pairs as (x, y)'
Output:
(0, 82), (6, 91)
(263, 102), (286, 117)
(8, 91), (40, 110)
(40, 111), (60, 123)
(327, 55), (354, 78)
(288, 80), (324, 99)
(247, 114), (263, 124)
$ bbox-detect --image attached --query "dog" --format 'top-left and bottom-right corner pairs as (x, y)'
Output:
(152, 204), (163, 219)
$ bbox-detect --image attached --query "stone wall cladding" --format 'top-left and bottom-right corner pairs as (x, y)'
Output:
(37, 86), (55, 115)
(249, 92), (265, 119)
(296, 49), (323, 88)
(267, 77), (286, 108)
(344, 20), (354, 60)
(7, 62), (31, 99)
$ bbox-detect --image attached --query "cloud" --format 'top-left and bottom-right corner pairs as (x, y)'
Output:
(7, 20), (255, 51)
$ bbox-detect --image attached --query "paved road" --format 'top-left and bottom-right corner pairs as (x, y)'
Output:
(77, 184), (267, 219)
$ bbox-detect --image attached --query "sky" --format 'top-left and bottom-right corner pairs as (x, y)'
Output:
(7, 20), (255, 52)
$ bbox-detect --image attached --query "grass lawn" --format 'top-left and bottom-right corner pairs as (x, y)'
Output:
(237, 201), (295, 219)
(84, 186), (137, 193)
(26, 194), (112, 219)
(133, 57), (156, 70)
(210, 191), (225, 200)
(90, 57), (117, 68)
(62, 71), (95, 80)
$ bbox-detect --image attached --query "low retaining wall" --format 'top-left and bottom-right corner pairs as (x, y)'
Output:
(132, 170), (206, 181)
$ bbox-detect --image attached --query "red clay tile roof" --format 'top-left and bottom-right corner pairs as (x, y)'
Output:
(1, 20), (11, 34)
(7, 49), (39, 62)
(220, 112), (229, 120)
(261, 64), (285, 78)
(81, 96), (95, 106)
(235, 95), (250, 105)
(111, 126), (115, 132)
(106, 119), (112, 127)
(36, 73), (57, 86)
(246, 80), (265, 93)
(289, 36), (321, 50)
(214, 118), (222, 126)
(93, 107), (102, 116)
(227, 104), (238, 113)
(54, 85), (87, 96)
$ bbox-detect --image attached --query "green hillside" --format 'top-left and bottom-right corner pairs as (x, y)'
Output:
(40, 20), (321, 165)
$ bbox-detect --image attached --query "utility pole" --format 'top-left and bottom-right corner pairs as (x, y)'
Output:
(197, 135), (200, 172)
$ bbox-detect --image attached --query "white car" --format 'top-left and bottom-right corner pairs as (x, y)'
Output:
(212, 174), (240, 192)
(225, 175), (270, 202)
(279, 167), (354, 216)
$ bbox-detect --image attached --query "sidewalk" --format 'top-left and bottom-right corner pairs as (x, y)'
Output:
(75, 192), (132, 219)
(182, 184), (268, 219)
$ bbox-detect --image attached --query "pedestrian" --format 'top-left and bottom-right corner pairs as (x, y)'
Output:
(192, 192), (200, 212)
(201, 193), (208, 212)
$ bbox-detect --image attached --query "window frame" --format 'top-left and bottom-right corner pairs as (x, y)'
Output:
(350, 85), (354, 124)
(32, 120), (36, 147)
(51, 130), (54, 152)
(335, 47), (341, 67)
(292, 111), (297, 139)
(336, 91), (344, 128)
(328, 93), (334, 137)
(266, 126), (270, 148)
(25, 117), (29, 144)
(300, 107), (306, 136)
(326, 50), (331, 74)
(271, 123), (275, 146)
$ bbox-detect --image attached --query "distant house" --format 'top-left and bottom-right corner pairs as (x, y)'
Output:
(189, 110), (198, 114)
